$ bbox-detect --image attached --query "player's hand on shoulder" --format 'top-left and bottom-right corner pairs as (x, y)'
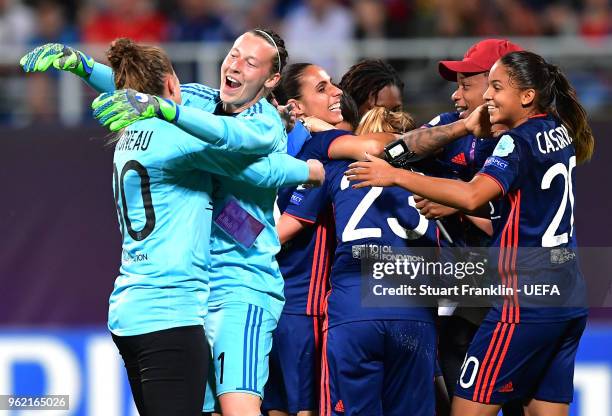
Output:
(20, 44), (94, 78)
(304, 159), (325, 188)
(277, 103), (296, 132)
(302, 116), (335, 133)
(92, 89), (178, 132)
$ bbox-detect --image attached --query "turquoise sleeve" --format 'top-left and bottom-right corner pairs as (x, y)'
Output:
(185, 146), (309, 188)
(86, 62), (115, 93)
(265, 153), (310, 186)
(171, 122), (307, 188)
(175, 105), (280, 155)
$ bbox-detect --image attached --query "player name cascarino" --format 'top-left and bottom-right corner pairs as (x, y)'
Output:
(115, 130), (153, 152)
(535, 124), (572, 154)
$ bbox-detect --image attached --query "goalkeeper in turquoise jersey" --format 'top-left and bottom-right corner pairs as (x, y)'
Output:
(21, 38), (324, 416)
(22, 30), (319, 416)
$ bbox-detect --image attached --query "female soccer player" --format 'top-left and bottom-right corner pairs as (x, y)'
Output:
(94, 39), (317, 416)
(346, 50), (594, 416)
(264, 63), (399, 416)
(278, 104), (439, 416)
(21, 30), (325, 416)
(420, 39), (525, 416)
(339, 59), (404, 117)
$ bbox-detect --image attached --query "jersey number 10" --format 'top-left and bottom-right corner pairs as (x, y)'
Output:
(113, 160), (156, 241)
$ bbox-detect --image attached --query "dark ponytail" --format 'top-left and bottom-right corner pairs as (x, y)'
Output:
(273, 62), (313, 105)
(107, 38), (174, 96)
(501, 51), (594, 163)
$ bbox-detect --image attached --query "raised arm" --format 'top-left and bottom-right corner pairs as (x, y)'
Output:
(92, 90), (283, 155)
(300, 116), (395, 160)
(394, 105), (492, 161)
(192, 149), (323, 189)
(20, 43), (115, 93)
(167, 122), (322, 188)
(87, 62), (115, 92)
(173, 105), (282, 154)
(328, 132), (395, 160)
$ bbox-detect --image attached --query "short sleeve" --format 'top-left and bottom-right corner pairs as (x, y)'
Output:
(299, 129), (353, 162)
(477, 133), (523, 195)
(284, 184), (330, 223)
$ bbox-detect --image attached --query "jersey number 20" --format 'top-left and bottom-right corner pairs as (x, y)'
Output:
(541, 156), (576, 247)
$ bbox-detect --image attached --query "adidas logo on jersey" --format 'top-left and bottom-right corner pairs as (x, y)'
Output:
(334, 400), (345, 412)
(451, 152), (467, 166)
(499, 381), (514, 393)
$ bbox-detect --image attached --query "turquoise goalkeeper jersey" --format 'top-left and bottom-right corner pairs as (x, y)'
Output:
(177, 83), (292, 318)
(88, 64), (302, 322)
(109, 118), (308, 336)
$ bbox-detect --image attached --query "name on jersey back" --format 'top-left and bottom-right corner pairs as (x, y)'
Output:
(116, 130), (153, 152)
(536, 124), (573, 155)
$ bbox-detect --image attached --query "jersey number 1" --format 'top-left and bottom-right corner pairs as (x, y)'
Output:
(113, 160), (156, 241)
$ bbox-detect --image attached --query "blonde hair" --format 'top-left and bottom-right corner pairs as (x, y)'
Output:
(355, 107), (415, 135)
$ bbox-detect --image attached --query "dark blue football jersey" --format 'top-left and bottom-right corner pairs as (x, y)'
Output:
(284, 130), (440, 326)
(421, 112), (498, 181)
(276, 129), (349, 315)
(412, 112), (499, 248)
(323, 158), (440, 327)
(477, 114), (588, 323)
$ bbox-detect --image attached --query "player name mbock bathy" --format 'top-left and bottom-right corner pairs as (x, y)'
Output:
(372, 284), (561, 297)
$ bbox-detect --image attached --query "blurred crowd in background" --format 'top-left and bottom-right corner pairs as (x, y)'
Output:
(3, 0), (612, 124)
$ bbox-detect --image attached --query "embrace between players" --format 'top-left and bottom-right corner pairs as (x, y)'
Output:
(21, 29), (593, 416)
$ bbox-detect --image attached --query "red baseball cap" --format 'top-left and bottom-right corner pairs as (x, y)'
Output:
(438, 39), (523, 82)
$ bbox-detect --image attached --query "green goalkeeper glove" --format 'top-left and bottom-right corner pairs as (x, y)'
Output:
(92, 89), (179, 131)
(20, 43), (94, 78)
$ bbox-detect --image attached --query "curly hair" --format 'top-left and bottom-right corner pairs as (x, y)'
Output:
(339, 59), (404, 114)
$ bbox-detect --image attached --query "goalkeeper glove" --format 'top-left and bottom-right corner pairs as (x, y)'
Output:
(92, 89), (179, 132)
(20, 43), (94, 78)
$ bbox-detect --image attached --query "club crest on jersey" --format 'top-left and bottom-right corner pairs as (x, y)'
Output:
(492, 134), (515, 157)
